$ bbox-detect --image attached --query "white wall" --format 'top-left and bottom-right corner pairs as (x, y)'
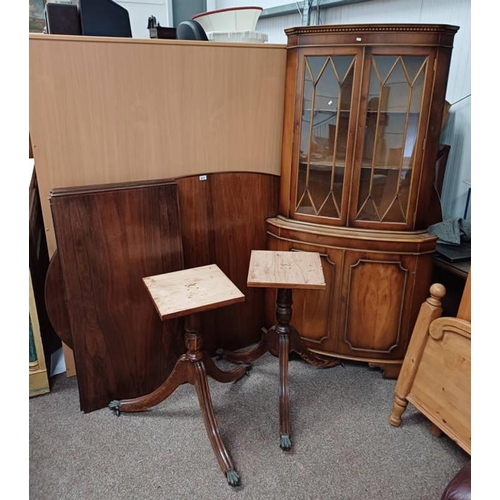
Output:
(115, 0), (170, 38)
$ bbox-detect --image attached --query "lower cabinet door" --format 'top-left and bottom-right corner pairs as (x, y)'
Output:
(265, 218), (435, 365)
(336, 251), (417, 360)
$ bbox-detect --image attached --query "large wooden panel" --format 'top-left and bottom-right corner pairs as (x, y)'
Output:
(177, 172), (280, 352)
(49, 180), (184, 413)
(29, 35), (286, 256)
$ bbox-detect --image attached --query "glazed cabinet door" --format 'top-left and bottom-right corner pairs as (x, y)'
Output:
(291, 48), (363, 226)
(349, 47), (437, 230)
(336, 250), (418, 360)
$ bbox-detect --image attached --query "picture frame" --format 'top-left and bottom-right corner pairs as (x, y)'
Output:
(29, 0), (47, 33)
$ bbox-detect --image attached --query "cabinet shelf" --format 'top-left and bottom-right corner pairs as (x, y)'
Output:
(303, 109), (351, 113)
(367, 110), (420, 114)
(300, 160), (413, 171)
(303, 109), (418, 115)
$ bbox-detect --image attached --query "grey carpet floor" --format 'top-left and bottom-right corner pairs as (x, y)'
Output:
(29, 354), (469, 500)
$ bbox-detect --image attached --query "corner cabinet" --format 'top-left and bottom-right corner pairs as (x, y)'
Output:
(269, 24), (459, 377)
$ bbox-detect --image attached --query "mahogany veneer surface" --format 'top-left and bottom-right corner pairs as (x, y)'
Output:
(46, 173), (280, 378)
(49, 180), (184, 413)
(176, 172), (280, 352)
(44, 250), (72, 349)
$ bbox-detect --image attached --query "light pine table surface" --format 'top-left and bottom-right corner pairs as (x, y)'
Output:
(143, 264), (245, 320)
(247, 250), (326, 290)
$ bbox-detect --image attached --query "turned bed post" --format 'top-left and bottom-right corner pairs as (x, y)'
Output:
(389, 283), (446, 426)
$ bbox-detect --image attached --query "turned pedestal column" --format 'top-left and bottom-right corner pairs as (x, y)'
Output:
(218, 250), (340, 450)
(109, 264), (248, 487)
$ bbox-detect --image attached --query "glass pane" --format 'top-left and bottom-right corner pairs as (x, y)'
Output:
(296, 55), (355, 219)
(357, 55), (428, 223)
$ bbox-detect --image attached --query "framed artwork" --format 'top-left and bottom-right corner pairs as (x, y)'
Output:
(29, 0), (46, 33)
(29, 271), (50, 397)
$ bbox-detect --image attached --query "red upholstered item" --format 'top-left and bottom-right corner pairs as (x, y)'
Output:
(441, 461), (471, 500)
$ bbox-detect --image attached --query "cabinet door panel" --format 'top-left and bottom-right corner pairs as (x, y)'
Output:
(338, 252), (414, 357)
(292, 48), (362, 226)
(350, 48), (437, 229)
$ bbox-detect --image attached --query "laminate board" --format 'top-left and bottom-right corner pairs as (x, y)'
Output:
(29, 35), (286, 256)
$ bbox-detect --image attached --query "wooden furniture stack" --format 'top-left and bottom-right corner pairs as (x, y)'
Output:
(29, 35), (286, 397)
(267, 24), (459, 377)
(30, 25), (461, 414)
